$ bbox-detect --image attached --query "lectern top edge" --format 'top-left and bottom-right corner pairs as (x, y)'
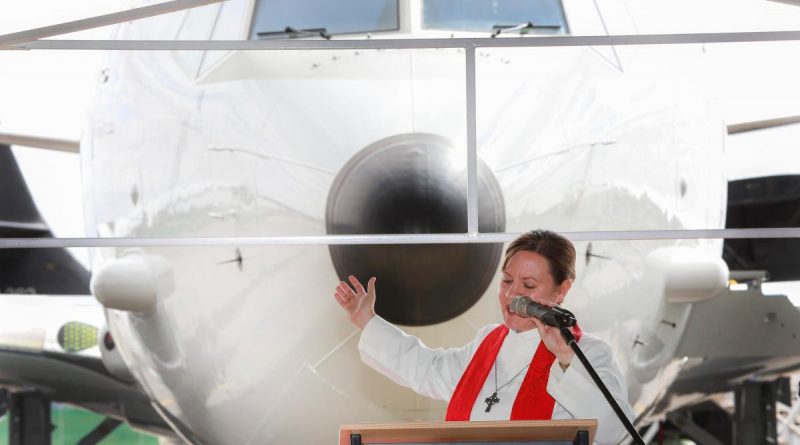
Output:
(339, 419), (597, 444)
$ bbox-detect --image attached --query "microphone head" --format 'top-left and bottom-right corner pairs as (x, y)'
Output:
(509, 295), (531, 317)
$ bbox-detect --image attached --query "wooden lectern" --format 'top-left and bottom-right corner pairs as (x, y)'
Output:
(339, 420), (597, 445)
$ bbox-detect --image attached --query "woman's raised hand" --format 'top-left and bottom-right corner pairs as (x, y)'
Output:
(334, 275), (377, 329)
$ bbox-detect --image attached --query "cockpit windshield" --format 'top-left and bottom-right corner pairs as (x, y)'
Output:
(249, 0), (399, 39)
(423, 0), (569, 35)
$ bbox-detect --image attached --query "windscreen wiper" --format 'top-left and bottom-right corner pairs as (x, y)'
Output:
(491, 22), (561, 38)
(257, 26), (331, 40)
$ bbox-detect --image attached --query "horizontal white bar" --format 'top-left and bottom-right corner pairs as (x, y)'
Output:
(2, 228), (800, 249)
(0, 132), (80, 153)
(0, 0), (226, 49)
(8, 30), (800, 51)
(0, 221), (50, 233)
(727, 115), (800, 134)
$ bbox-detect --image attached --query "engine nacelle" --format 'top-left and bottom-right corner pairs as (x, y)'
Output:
(91, 250), (173, 313)
(648, 247), (729, 304)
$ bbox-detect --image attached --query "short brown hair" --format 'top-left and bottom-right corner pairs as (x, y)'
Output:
(503, 229), (576, 284)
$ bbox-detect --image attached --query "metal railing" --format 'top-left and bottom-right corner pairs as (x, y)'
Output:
(3, 1), (800, 248)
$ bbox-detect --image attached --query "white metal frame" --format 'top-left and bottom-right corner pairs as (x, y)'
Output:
(2, 3), (800, 248)
(0, 0), (227, 49)
(7, 31), (800, 50)
(2, 229), (800, 249)
(0, 133), (79, 153)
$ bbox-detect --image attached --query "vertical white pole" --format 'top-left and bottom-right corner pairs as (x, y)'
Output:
(465, 44), (479, 236)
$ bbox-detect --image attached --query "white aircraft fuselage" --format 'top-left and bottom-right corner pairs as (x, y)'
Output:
(85, 0), (730, 442)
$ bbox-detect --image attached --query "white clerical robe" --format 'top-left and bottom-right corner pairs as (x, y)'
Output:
(358, 316), (634, 445)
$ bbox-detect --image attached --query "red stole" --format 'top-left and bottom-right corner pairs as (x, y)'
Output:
(445, 323), (582, 421)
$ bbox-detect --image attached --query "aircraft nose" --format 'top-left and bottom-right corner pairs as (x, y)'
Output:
(326, 133), (505, 326)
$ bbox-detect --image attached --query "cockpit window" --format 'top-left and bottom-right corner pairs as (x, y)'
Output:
(423, 0), (569, 35)
(249, 0), (399, 39)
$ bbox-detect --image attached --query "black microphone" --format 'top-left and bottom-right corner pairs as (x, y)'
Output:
(511, 296), (644, 444)
(509, 296), (576, 328)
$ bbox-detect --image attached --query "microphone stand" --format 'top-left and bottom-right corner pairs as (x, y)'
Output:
(558, 326), (645, 445)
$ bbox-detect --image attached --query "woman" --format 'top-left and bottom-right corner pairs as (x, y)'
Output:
(334, 229), (633, 445)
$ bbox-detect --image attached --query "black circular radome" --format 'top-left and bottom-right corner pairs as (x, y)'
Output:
(326, 134), (506, 326)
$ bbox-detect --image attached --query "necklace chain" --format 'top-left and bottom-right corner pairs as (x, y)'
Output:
(485, 360), (530, 413)
(494, 360), (530, 393)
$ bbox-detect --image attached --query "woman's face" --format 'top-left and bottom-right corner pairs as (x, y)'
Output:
(498, 250), (572, 332)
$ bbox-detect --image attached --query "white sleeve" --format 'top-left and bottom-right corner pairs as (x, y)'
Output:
(358, 316), (493, 402)
(547, 336), (634, 445)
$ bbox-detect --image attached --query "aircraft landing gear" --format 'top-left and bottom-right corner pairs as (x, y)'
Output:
(664, 377), (792, 445)
(7, 391), (52, 445)
(733, 380), (781, 444)
(2, 390), (124, 445)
